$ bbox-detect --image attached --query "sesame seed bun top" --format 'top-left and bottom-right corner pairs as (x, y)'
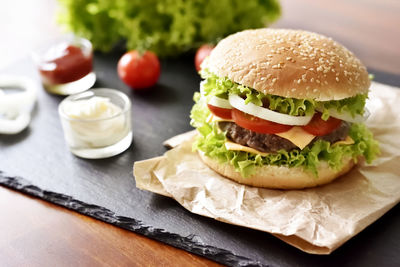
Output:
(206, 29), (370, 101)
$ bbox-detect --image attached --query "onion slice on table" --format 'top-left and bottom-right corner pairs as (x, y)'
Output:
(208, 96), (231, 109)
(0, 75), (37, 134)
(0, 113), (31, 134)
(228, 94), (313, 126)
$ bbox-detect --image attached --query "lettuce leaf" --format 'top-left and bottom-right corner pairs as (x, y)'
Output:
(318, 94), (368, 120)
(200, 69), (367, 119)
(190, 100), (380, 177)
(57, 0), (281, 57)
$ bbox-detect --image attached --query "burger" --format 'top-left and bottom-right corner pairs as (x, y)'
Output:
(190, 29), (379, 189)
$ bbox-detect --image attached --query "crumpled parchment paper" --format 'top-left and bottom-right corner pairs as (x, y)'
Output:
(133, 82), (400, 254)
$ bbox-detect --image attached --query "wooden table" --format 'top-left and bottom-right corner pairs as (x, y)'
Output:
(1, 0), (399, 266)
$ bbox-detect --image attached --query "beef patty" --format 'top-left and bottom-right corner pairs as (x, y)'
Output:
(219, 121), (350, 153)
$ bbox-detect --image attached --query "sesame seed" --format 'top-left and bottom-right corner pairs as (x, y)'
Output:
(336, 77), (340, 82)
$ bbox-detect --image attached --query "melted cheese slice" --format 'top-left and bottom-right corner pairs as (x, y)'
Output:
(209, 114), (316, 149)
(276, 126), (316, 150)
(206, 114), (233, 123)
(332, 135), (354, 146)
(225, 135), (354, 156)
(209, 112), (354, 152)
(225, 140), (270, 156)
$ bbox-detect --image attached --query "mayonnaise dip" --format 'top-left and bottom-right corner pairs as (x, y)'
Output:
(60, 96), (130, 148)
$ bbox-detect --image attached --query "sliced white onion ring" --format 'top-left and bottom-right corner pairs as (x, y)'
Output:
(316, 107), (369, 123)
(0, 76), (37, 116)
(208, 96), (232, 109)
(0, 113), (31, 134)
(228, 94), (313, 126)
(0, 75), (37, 134)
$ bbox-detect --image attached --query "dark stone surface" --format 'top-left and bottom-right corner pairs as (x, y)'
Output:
(0, 53), (399, 267)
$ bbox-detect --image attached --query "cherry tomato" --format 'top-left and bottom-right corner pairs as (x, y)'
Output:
(195, 44), (214, 72)
(117, 50), (160, 89)
(302, 112), (342, 136)
(207, 104), (232, 120)
(231, 109), (292, 134)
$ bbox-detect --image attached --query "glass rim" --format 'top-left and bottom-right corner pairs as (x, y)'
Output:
(58, 88), (131, 122)
(31, 34), (93, 64)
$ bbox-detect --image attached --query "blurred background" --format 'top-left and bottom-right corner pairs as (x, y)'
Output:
(1, 1), (399, 265)
(0, 0), (399, 75)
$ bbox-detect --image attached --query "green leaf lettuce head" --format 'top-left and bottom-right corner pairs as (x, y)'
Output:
(200, 69), (368, 120)
(190, 95), (380, 177)
(57, 0), (281, 56)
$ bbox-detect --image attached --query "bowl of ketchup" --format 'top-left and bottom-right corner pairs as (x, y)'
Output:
(33, 35), (96, 95)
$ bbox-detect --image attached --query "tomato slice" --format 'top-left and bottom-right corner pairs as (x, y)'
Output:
(302, 112), (342, 136)
(207, 104), (232, 120)
(231, 108), (292, 134)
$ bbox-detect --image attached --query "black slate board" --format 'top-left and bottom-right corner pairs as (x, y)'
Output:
(1, 53), (400, 267)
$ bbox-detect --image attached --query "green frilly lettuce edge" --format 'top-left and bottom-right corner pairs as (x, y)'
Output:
(190, 96), (380, 178)
(57, 0), (281, 57)
(200, 69), (367, 120)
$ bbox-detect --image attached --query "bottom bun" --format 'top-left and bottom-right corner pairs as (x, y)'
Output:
(198, 152), (355, 189)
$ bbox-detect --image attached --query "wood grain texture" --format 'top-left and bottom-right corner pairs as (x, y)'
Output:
(0, 186), (222, 267)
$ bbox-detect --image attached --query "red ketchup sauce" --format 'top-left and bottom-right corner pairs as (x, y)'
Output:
(39, 44), (93, 85)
